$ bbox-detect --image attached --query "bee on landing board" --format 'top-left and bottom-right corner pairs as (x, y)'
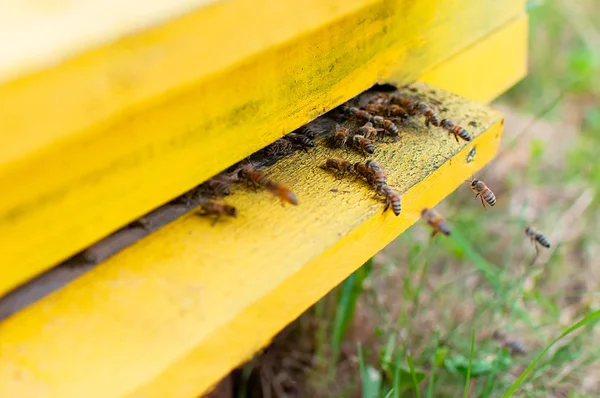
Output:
(198, 200), (238, 226)
(378, 185), (401, 216)
(469, 178), (496, 208)
(347, 106), (373, 123)
(365, 103), (387, 116)
(368, 92), (390, 105)
(365, 159), (387, 189)
(358, 122), (383, 140)
(391, 96), (440, 127)
(352, 135), (376, 156)
(332, 124), (351, 148)
(440, 119), (472, 142)
(207, 175), (235, 197)
(372, 116), (399, 136)
(525, 226), (551, 250)
(421, 208), (451, 237)
(387, 104), (409, 119)
(322, 158), (354, 177)
(238, 165), (298, 206)
(284, 132), (315, 151)
(354, 161), (376, 186)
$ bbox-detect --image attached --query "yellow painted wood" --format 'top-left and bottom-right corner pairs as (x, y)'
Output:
(422, 15), (528, 104)
(0, 86), (504, 398)
(0, 0), (525, 296)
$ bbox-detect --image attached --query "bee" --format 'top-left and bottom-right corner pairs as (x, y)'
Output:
(421, 208), (451, 237)
(238, 164), (269, 189)
(266, 138), (295, 158)
(264, 179), (299, 206)
(322, 158), (354, 176)
(347, 106), (373, 123)
(466, 146), (476, 163)
(441, 119), (472, 142)
(469, 178), (496, 208)
(372, 116), (398, 136)
(353, 135), (375, 155)
(525, 226), (551, 250)
(368, 93), (390, 105)
(387, 104), (409, 118)
(353, 161), (376, 186)
(366, 160), (387, 189)
(414, 101), (440, 127)
(198, 200), (238, 226)
(285, 132), (315, 151)
(365, 103), (387, 116)
(379, 185), (401, 216)
(332, 124), (351, 148)
(207, 175), (234, 197)
(358, 122), (382, 140)
(391, 96), (439, 127)
(492, 331), (527, 356)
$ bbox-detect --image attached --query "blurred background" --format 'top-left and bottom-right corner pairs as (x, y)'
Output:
(232, 1), (600, 396)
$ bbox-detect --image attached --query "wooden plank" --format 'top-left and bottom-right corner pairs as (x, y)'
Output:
(421, 15), (528, 104)
(0, 16), (529, 323)
(0, 85), (504, 397)
(0, 0), (525, 296)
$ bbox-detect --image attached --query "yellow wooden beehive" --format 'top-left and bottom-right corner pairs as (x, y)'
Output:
(0, 0), (527, 396)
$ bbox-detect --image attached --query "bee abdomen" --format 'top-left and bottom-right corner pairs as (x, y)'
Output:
(439, 221), (451, 236)
(482, 190), (496, 206)
(536, 234), (551, 248)
(390, 197), (401, 216)
(453, 126), (472, 141)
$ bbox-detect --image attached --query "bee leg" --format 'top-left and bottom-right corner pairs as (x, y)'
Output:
(451, 132), (459, 143)
(430, 229), (438, 238)
(425, 118), (430, 128)
(479, 196), (488, 210)
(211, 215), (220, 227)
(383, 199), (391, 213)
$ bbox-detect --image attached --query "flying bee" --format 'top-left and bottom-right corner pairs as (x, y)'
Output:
(365, 159), (387, 189)
(198, 200), (238, 226)
(441, 119), (472, 142)
(238, 164), (269, 190)
(365, 103), (387, 116)
(372, 116), (398, 136)
(378, 185), (401, 216)
(347, 106), (373, 123)
(358, 122), (382, 140)
(469, 178), (496, 208)
(353, 135), (376, 156)
(332, 124), (351, 148)
(492, 331), (527, 356)
(322, 158), (354, 176)
(353, 161), (376, 186)
(264, 179), (298, 206)
(421, 208), (451, 237)
(525, 226), (551, 250)
(285, 132), (315, 151)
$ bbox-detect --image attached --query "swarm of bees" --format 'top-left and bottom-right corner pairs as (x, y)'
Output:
(180, 83), (551, 255)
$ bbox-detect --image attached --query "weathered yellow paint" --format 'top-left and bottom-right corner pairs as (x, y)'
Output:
(0, 86), (504, 397)
(0, 0), (525, 296)
(422, 15), (528, 103)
